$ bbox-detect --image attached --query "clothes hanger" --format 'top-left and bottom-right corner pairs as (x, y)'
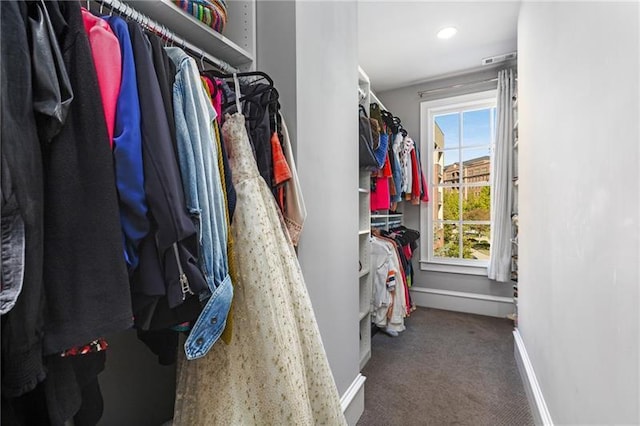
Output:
(202, 70), (276, 111)
(204, 70), (274, 87)
(199, 51), (206, 72)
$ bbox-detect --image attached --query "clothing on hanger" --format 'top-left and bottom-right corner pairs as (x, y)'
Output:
(166, 46), (233, 359)
(127, 21), (207, 332)
(1, 0), (47, 397)
(81, 8), (121, 148)
(172, 112), (345, 425)
(280, 116), (307, 246)
(104, 15), (149, 271)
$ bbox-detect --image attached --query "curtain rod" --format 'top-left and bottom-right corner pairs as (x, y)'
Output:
(417, 71), (518, 98)
(417, 77), (498, 98)
(93, 0), (238, 73)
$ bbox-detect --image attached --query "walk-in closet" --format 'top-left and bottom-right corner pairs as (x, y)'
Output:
(1, 1), (638, 425)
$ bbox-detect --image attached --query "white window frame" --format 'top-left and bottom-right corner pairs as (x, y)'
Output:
(419, 90), (497, 276)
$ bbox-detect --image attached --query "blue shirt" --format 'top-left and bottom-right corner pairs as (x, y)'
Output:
(105, 16), (149, 269)
(166, 47), (233, 360)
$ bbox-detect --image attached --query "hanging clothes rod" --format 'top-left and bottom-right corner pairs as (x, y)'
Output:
(93, 0), (238, 73)
(358, 87), (366, 101)
(370, 91), (387, 111)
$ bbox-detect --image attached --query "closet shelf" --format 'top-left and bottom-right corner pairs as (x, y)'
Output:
(359, 311), (369, 321)
(122, 0), (254, 68)
(358, 229), (370, 236)
(358, 187), (370, 194)
(359, 268), (370, 278)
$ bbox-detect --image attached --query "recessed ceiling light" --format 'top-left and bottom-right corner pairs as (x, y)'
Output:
(437, 27), (457, 40)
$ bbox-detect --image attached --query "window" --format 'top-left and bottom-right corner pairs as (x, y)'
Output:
(419, 91), (496, 274)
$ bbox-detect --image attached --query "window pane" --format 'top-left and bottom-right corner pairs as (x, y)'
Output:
(461, 147), (491, 184)
(462, 224), (491, 260)
(442, 150), (460, 185)
(433, 150), (444, 186)
(432, 186), (443, 222)
(440, 186), (460, 221)
(433, 223), (460, 259)
(462, 108), (492, 147)
(434, 113), (459, 149)
(462, 186), (491, 221)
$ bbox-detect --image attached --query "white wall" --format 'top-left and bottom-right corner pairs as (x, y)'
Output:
(378, 75), (513, 299)
(518, 3), (639, 424)
(256, 1), (297, 155)
(257, 1), (360, 397)
(295, 1), (359, 395)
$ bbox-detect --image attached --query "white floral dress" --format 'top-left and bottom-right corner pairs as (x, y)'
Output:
(173, 113), (346, 426)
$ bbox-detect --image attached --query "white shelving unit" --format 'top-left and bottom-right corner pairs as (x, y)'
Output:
(357, 66), (372, 370)
(123, 0), (255, 70)
(371, 213), (403, 230)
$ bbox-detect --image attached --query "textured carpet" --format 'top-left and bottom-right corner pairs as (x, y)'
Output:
(357, 308), (534, 426)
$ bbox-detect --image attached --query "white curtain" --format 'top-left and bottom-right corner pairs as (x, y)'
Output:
(488, 69), (515, 282)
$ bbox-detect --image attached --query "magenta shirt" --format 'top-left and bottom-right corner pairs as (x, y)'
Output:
(81, 9), (121, 148)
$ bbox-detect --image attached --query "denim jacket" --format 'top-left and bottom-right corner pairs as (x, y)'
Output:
(166, 47), (233, 360)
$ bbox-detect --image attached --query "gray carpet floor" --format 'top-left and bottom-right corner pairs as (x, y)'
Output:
(357, 308), (534, 426)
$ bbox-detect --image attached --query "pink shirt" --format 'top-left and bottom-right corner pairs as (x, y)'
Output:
(81, 9), (121, 148)
(370, 177), (391, 211)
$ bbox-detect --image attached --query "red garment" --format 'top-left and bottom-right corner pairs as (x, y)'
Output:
(81, 9), (121, 148)
(271, 132), (292, 213)
(420, 168), (429, 202)
(212, 78), (224, 123)
(403, 244), (412, 260)
(370, 177), (390, 211)
(271, 132), (292, 186)
(382, 152), (393, 178)
(410, 148), (420, 204)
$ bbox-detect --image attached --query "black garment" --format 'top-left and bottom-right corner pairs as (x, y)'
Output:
(127, 23), (206, 328)
(41, 0), (132, 354)
(1, 0), (47, 397)
(219, 79), (274, 194)
(42, 352), (106, 426)
(29, 0), (73, 144)
(1, 352), (106, 426)
(243, 83), (274, 190)
(147, 33), (178, 154)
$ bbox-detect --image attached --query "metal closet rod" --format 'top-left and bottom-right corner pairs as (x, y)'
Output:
(370, 91), (387, 110)
(93, 0), (238, 73)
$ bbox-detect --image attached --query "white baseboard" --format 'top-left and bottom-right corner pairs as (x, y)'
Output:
(341, 373), (366, 426)
(513, 329), (553, 426)
(410, 287), (513, 318)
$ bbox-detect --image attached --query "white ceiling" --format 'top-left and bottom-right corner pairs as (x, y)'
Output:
(358, 1), (521, 92)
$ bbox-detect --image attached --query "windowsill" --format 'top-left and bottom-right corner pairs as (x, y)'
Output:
(419, 260), (488, 276)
